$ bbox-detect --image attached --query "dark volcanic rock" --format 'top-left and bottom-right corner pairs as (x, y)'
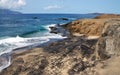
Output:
(56, 18), (69, 21)
(32, 17), (38, 19)
(49, 24), (71, 37)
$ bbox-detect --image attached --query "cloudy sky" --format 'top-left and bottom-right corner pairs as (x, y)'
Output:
(0, 0), (120, 14)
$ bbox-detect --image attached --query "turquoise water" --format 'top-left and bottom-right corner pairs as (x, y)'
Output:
(0, 14), (98, 71)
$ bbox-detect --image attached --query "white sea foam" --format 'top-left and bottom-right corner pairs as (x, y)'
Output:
(0, 56), (11, 72)
(0, 35), (64, 56)
(44, 24), (56, 31)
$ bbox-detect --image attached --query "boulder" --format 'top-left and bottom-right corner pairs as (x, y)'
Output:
(96, 19), (120, 59)
(49, 24), (70, 37)
(56, 18), (69, 21)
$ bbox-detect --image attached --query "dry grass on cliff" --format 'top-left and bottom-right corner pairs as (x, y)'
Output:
(65, 19), (108, 36)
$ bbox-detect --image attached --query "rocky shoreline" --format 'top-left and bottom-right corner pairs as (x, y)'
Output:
(0, 14), (120, 75)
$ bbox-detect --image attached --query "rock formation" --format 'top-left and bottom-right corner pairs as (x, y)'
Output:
(96, 19), (120, 59)
(49, 24), (70, 37)
(63, 14), (120, 37)
(56, 18), (69, 21)
(63, 19), (107, 36)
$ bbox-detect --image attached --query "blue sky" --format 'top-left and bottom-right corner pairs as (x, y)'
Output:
(0, 0), (120, 14)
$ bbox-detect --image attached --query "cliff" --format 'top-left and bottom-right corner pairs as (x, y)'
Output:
(0, 14), (120, 75)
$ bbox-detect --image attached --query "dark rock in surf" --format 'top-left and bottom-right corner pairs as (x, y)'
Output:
(32, 17), (38, 19)
(49, 24), (70, 37)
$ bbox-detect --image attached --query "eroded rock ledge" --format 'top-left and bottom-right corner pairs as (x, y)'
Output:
(0, 14), (120, 75)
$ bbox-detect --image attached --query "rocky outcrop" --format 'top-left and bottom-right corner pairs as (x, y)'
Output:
(49, 25), (70, 37)
(64, 18), (120, 58)
(63, 14), (120, 36)
(96, 19), (120, 59)
(56, 18), (69, 21)
(63, 19), (107, 36)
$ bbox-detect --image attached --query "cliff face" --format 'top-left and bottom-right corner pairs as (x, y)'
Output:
(96, 19), (120, 59)
(0, 14), (120, 75)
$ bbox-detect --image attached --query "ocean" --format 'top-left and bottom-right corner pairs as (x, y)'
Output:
(0, 14), (97, 71)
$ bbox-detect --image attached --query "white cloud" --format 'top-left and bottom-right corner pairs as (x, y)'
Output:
(0, 0), (26, 9)
(44, 5), (62, 10)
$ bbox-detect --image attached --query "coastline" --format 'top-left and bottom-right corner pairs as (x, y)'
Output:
(0, 34), (67, 72)
(0, 14), (120, 75)
(0, 36), (99, 75)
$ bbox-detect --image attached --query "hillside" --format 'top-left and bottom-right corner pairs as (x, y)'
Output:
(0, 9), (21, 14)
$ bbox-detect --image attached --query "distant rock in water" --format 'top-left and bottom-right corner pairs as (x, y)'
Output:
(56, 18), (69, 21)
(32, 17), (38, 19)
(0, 9), (21, 14)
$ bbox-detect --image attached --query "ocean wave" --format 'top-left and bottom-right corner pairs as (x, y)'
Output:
(0, 35), (48, 56)
(20, 24), (56, 37)
(43, 24), (56, 31)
